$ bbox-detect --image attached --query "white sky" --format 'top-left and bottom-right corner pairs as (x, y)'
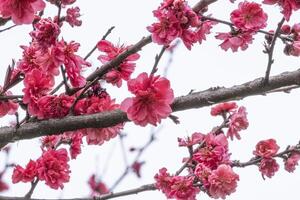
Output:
(1, 0), (300, 199)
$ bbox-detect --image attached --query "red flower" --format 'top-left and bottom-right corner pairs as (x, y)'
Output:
(210, 102), (237, 116)
(41, 135), (61, 150)
(227, 106), (249, 140)
(30, 18), (60, 48)
(88, 175), (109, 196)
(36, 94), (75, 119)
(0, 0), (45, 24)
(193, 133), (230, 170)
(259, 158), (279, 178)
(194, 163), (212, 188)
(169, 176), (200, 200)
(121, 72), (174, 126)
(231, 1), (268, 32)
(36, 149), (70, 189)
(97, 40), (140, 87)
(75, 95), (123, 145)
(216, 31), (254, 52)
(154, 168), (174, 198)
(253, 139), (280, 158)
(22, 69), (55, 116)
(62, 131), (83, 159)
(131, 161), (145, 178)
(208, 164), (239, 199)
(284, 151), (300, 172)
(12, 160), (37, 183)
(66, 7), (82, 27)
(58, 40), (91, 88)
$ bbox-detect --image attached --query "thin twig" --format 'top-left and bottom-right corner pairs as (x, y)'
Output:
(263, 17), (285, 85)
(0, 24), (17, 33)
(150, 46), (167, 75)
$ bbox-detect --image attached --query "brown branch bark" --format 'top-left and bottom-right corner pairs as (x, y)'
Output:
(1, 69), (300, 147)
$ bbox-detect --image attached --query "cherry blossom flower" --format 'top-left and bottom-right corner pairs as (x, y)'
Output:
(227, 106), (249, 140)
(0, 0), (45, 25)
(30, 18), (60, 48)
(41, 135), (61, 150)
(284, 151), (300, 172)
(22, 69), (55, 116)
(121, 72), (174, 126)
(12, 160), (37, 183)
(58, 40), (91, 88)
(196, 20), (217, 44)
(75, 95), (123, 145)
(194, 163), (212, 188)
(259, 158), (279, 178)
(230, 1), (268, 32)
(66, 7), (82, 27)
(132, 161), (145, 178)
(168, 176), (200, 200)
(208, 164), (239, 199)
(154, 168), (174, 198)
(36, 94), (75, 119)
(17, 45), (41, 74)
(210, 102), (237, 116)
(253, 139), (280, 158)
(88, 175), (109, 196)
(97, 40), (140, 87)
(36, 149), (70, 189)
(147, 0), (203, 49)
(62, 131), (83, 159)
(193, 133), (230, 170)
(263, 0), (300, 21)
(216, 31), (254, 52)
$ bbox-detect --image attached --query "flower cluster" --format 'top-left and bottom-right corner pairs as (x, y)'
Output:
(12, 149), (70, 189)
(97, 40), (140, 87)
(211, 102), (249, 140)
(216, 1), (267, 52)
(121, 72), (174, 126)
(147, 0), (216, 49)
(280, 23), (300, 57)
(156, 132), (239, 199)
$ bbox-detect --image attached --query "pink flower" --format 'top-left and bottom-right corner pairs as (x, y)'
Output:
(147, 0), (201, 49)
(22, 69), (55, 116)
(41, 135), (61, 150)
(253, 139), (280, 158)
(231, 1), (268, 32)
(194, 163), (212, 188)
(75, 95), (123, 145)
(196, 20), (217, 44)
(62, 131), (83, 159)
(154, 168), (174, 198)
(193, 133), (230, 169)
(30, 18), (60, 48)
(36, 149), (70, 189)
(211, 102), (237, 116)
(259, 158), (279, 178)
(12, 160), (37, 183)
(36, 94), (75, 119)
(58, 40), (91, 88)
(88, 175), (109, 196)
(227, 106), (249, 140)
(208, 164), (239, 199)
(66, 7), (82, 27)
(97, 40), (140, 87)
(169, 176), (200, 200)
(0, 0), (45, 25)
(216, 31), (254, 52)
(178, 132), (205, 147)
(284, 151), (300, 172)
(17, 45), (41, 74)
(263, 0), (300, 21)
(0, 87), (18, 117)
(121, 72), (174, 126)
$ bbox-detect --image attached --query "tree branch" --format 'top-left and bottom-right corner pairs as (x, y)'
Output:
(0, 69), (300, 147)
